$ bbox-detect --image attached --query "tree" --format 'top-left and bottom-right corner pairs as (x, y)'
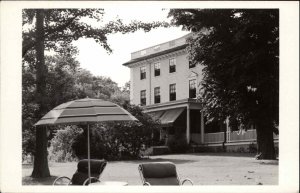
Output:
(72, 104), (161, 160)
(22, 8), (169, 177)
(169, 9), (279, 159)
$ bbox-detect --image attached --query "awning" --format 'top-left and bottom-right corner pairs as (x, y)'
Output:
(148, 111), (165, 120)
(159, 108), (185, 126)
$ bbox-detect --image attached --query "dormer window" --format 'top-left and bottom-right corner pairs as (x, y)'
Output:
(141, 50), (147, 56)
(169, 40), (175, 47)
(154, 46), (160, 51)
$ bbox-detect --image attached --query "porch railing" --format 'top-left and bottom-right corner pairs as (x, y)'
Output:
(204, 132), (224, 144)
(204, 129), (279, 144)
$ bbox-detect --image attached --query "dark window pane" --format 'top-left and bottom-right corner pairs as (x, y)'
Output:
(154, 63), (160, 76)
(169, 84), (176, 101)
(154, 87), (160, 104)
(170, 93), (176, 101)
(140, 90), (146, 106)
(189, 61), (196, 68)
(140, 67), (146, 80)
(169, 58), (176, 73)
(154, 69), (160, 76)
(189, 79), (196, 98)
(154, 96), (160, 104)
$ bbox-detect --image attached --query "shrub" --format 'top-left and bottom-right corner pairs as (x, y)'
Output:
(167, 136), (189, 153)
(248, 143), (257, 153)
(49, 126), (83, 162)
(72, 104), (162, 160)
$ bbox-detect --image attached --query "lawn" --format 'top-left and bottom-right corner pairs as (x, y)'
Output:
(22, 153), (278, 185)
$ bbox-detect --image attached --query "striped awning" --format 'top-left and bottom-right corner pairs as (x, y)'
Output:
(147, 111), (165, 120)
(35, 98), (138, 126)
(159, 108), (185, 126)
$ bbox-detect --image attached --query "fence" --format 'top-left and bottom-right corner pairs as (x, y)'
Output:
(204, 129), (279, 144)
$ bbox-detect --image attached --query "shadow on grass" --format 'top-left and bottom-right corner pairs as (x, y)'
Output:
(22, 176), (58, 185)
(119, 157), (196, 165)
(189, 152), (257, 158)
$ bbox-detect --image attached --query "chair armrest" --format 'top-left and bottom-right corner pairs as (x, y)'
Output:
(181, 178), (193, 185)
(143, 182), (151, 186)
(83, 177), (100, 185)
(52, 176), (71, 185)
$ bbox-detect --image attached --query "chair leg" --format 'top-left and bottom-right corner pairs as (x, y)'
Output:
(83, 177), (100, 185)
(53, 176), (71, 185)
(181, 178), (193, 185)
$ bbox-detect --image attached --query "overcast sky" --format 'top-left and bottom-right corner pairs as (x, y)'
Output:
(72, 8), (189, 87)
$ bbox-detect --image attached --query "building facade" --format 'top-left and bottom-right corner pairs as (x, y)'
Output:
(122, 34), (278, 151)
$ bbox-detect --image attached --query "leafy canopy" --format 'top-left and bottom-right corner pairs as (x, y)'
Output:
(23, 9), (169, 57)
(169, 9), (279, 130)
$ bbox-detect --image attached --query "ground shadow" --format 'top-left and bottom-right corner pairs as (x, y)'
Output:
(22, 176), (58, 185)
(189, 152), (257, 158)
(117, 158), (196, 165)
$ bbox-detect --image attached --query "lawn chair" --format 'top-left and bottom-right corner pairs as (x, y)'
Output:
(53, 159), (107, 185)
(138, 161), (193, 186)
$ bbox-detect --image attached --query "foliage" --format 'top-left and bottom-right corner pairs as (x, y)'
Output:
(72, 105), (162, 160)
(23, 8), (169, 175)
(167, 135), (189, 153)
(22, 52), (125, 157)
(22, 9), (169, 58)
(48, 126), (83, 162)
(169, 9), (278, 159)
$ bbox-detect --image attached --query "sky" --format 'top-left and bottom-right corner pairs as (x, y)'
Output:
(72, 8), (189, 88)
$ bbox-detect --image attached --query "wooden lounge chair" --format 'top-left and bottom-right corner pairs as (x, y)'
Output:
(53, 159), (107, 185)
(138, 161), (193, 185)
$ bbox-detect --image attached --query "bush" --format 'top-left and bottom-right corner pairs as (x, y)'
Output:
(72, 104), (162, 161)
(167, 136), (189, 153)
(48, 126), (83, 162)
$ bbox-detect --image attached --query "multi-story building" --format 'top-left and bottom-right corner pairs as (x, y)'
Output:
(122, 34), (278, 151)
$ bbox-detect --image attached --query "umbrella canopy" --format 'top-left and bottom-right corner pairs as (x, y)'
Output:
(35, 98), (138, 184)
(35, 98), (137, 126)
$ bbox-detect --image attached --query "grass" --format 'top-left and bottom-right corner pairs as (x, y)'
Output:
(22, 153), (278, 185)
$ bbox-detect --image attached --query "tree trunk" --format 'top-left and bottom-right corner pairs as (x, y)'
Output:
(31, 127), (50, 177)
(31, 9), (50, 178)
(255, 121), (276, 160)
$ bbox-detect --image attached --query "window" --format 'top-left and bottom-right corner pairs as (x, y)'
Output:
(169, 84), (176, 101)
(189, 79), (197, 98)
(169, 58), (176, 73)
(169, 40), (175, 47)
(154, 45), (160, 51)
(154, 87), (160, 104)
(154, 62), (160, 76)
(189, 60), (196, 68)
(140, 90), (146, 106)
(140, 66), (146, 80)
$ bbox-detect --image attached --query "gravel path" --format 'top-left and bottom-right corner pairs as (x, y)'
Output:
(22, 153), (278, 185)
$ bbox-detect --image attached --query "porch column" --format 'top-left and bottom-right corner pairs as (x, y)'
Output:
(226, 117), (230, 143)
(200, 110), (205, 144)
(186, 105), (190, 144)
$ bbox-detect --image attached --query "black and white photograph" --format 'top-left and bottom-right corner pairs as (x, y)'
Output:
(0, 1), (299, 193)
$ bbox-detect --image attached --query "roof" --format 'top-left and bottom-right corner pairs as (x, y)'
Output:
(122, 44), (188, 66)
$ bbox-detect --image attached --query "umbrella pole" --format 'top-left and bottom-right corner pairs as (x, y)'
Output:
(87, 124), (91, 185)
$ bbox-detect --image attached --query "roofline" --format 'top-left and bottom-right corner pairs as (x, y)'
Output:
(131, 33), (191, 55)
(143, 98), (202, 113)
(122, 44), (188, 66)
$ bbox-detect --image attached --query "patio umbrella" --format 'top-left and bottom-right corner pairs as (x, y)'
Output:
(35, 98), (138, 184)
